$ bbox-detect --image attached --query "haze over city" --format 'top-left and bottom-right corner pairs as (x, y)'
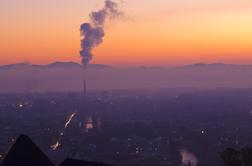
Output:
(0, 1), (252, 166)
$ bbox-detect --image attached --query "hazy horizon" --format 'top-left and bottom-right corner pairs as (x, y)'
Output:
(1, 60), (252, 93)
(2, 60), (252, 68)
(1, 1), (252, 166)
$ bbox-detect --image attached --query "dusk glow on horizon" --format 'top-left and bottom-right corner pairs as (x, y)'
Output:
(1, 0), (252, 66)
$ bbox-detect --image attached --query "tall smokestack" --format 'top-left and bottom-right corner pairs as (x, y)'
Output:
(83, 80), (87, 101)
(79, 0), (123, 103)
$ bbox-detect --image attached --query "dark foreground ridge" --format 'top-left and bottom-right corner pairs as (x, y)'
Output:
(1, 135), (54, 166)
(1, 135), (252, 166)
(59, 159), (112, 166)
(0, 135), (112, 166)
(222, 147), (252, 166)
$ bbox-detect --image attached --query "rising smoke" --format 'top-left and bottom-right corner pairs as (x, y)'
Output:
(51, 1), (123, 151)
(80, 0), (123, 66)
(180, 149), (198, 166)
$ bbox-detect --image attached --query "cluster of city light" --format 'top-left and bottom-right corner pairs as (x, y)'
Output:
(85, 116), (94, 132)
(51, 141), (61, 151)
(64, 113), (76, 128)
(18, 104), (23, 108)
(51, 112), (76, 151)
(16, 101), (33, 110)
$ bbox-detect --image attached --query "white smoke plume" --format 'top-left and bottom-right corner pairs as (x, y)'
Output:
(80, 0), (123, 66)
(180, 149), (198, 166)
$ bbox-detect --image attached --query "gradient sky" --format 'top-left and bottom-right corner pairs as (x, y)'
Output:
(1, 0), (252, 66)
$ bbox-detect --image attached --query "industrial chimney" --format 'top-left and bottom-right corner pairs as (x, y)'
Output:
(83, 80), (87, 101)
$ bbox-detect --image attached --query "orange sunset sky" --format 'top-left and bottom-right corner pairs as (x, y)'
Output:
(1, 0), (252, 66)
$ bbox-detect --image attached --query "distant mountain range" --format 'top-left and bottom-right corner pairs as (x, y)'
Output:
(185, 63), (252, 68)
(1, 61), (252, 92)
(0, 62), (112, 70)
(1, 62), (252, 70)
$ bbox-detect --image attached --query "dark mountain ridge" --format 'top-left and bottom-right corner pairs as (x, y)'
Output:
(0, 62), (112, 70)
(0, 135), (112, 166)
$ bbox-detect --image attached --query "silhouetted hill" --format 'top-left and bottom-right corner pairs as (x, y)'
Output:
(0, 135), (113, 166)
(44, 62), (112, 69)
(0, 63), (30, 70)
(222, 147), (252, 166)
(2, 61), (252, 71)
(59, 159), (113, 166)
(1, 135), (252, 166)
(0, 62), (112, 70)
(2, 61), (252, 92)
(184, 63), (252, 69)
(1, 135), (54, 166)
(46, 62), (81, 68)
(186, 63), (228, 68)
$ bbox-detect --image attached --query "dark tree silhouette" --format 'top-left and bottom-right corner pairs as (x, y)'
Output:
(222, 148), (252, 166)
